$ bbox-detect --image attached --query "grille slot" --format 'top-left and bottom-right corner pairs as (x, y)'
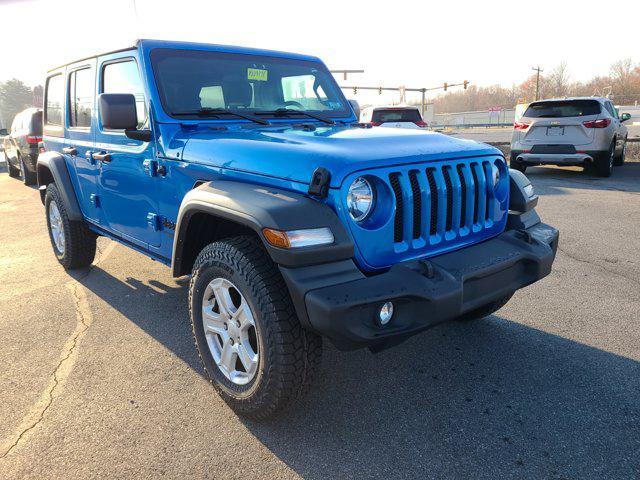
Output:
(442, 167), (453, 231)
(457, 164), (467, 229)
(426, 168), (438, 235)
(409, 171), (421, 239)
(483, 161), (491, 221)
(389, 173), (404, 243)
(470, 164), (480, 224)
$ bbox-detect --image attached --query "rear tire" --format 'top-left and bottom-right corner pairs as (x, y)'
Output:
(594, 141), (615, 177)
(189, 236), (322, 419)
(20, 155), (37, 185)
(45, 183), (97, 269)
(509, 153), (527, 172)
(457, 293), (514, 322)
(613, 137), (627, 167)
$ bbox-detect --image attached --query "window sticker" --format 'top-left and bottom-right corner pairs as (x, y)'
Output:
(248, 68), (268, 82)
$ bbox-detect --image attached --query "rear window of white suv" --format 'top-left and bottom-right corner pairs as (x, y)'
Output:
(524, 100), (601, 118)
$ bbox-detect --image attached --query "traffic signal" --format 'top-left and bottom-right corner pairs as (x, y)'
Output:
(353, 87), (357, 95)
(378, 87), (382, 95)
(463, 80), (469, 90)
(443, 82), (448, 91)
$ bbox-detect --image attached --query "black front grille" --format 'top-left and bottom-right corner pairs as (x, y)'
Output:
(389, 161), (494, 244)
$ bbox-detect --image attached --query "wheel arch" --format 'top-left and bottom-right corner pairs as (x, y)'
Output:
(36, 151), (83, 221)
(171, 181), (354, 277)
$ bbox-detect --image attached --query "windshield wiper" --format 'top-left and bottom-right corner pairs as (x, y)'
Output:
(257, 108), (336, 125)
(171, 108), (270, 125)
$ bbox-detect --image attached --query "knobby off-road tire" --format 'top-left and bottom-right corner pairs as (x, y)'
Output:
(45, 183), (96, 269)
(189, 236), (322, 419)
(457, 293), (514, 322)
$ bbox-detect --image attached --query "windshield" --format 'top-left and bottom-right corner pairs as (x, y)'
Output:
(524, 100), (601, 118)
(372, 108), (422, 123)
(150, 48), (350, 120)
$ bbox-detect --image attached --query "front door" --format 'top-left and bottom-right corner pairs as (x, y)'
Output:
(95, 56), (160, 248)
(66, 60), (99, 222)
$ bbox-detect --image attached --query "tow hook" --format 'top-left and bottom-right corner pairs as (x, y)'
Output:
(418, 259), (435, 278)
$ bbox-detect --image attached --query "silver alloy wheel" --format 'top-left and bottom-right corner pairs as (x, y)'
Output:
(49, 201), (65, 255)
(202, 278), (259, 385)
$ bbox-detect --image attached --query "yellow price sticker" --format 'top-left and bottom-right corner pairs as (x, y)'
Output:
(248, 68), (268, 82)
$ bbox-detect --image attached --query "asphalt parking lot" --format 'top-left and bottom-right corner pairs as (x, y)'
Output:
(0, 159), (639, 479)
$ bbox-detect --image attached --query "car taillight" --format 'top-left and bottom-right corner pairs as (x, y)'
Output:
(27, 135), (43, 144)
(582, 118), (611, 128)
(414, 120), (428, 127)
(514, 122), (530, 130)
(370, 121), (381, 126)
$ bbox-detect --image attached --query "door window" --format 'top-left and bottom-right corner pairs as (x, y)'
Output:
(102, 60), (146, 128)
(281, 74), (328, 110)
(69, 68), (94, 128)
(45, 74), (64, 126)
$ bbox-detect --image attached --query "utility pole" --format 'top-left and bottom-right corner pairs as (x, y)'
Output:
(532, 66), (543, 101)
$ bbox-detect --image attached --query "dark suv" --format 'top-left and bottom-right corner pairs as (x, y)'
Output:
(3, 107), (43, 185)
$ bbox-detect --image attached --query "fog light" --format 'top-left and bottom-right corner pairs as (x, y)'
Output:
(378, 302), (394, 325)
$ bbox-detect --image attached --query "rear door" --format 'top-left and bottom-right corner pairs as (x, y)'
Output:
(95, 54), (160, 248)
(520, 100), (601, 146)
(65, 60), (100, 222)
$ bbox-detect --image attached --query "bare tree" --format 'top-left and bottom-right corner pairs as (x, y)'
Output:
(548, 61), (571, 98)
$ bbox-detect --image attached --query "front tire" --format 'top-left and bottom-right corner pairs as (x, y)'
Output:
(189, 236), (322, 419)
(7, 157), (20, 178)
(45, 183), (96, 269)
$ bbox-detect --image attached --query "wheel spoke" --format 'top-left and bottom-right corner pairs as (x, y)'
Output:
(219, 338), (236, 373)
(202, 306), (227, 335)
(234, 301), (254, 329)
(237, 341), (257, 374)
(212, 283), (234, 318)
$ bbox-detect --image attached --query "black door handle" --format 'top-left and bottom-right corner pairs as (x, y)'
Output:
(92, 152), (111, 163)
(62, 146), (77, 155)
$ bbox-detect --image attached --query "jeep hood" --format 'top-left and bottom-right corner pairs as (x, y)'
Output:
(179, 124), (501, 188)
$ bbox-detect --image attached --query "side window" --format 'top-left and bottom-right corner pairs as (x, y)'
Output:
(69, 68), (94, 128)
(45, 74), (64, 126)
(102, 60), (146, 128)
(610, 103), (619, 119)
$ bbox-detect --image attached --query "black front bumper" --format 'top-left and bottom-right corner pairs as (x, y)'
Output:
(280, 222), (559, 351)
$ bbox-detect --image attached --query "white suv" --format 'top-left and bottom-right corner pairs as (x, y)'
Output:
(360, 106), (429, 129)
(510, 97), (630, 177)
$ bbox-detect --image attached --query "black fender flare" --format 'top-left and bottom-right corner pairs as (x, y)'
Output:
(36, 151), (83, 221)
(171, 180), (354, 276)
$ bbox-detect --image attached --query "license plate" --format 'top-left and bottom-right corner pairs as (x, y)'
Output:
(546, 126), (564, 136)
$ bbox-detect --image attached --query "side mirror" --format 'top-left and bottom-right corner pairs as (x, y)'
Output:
(99, 93), (152, 141)
(348, 99), (360, 121)
(0, 128), (8, 136)
(620, 112), (631, 123)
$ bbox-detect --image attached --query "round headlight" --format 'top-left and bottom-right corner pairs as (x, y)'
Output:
(347, 177), (374, 222)
(492, 166), (500, 189)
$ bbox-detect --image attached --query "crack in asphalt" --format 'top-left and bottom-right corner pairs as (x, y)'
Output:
(557, 245), (640, 289)
(0, 241), (115, 459)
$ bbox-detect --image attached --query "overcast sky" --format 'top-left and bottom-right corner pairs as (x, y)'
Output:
(1, 0), (638, 105)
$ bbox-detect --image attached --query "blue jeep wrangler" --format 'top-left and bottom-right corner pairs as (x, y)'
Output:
(38, 40), (558, 418)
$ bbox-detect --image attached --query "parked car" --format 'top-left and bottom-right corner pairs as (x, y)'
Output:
(3, 107), (43, 184)
(38, 39), (558, 418)
(0, 128), (8, 158)
(510, 97), (630, 177)
(360, 105), (429, 129)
